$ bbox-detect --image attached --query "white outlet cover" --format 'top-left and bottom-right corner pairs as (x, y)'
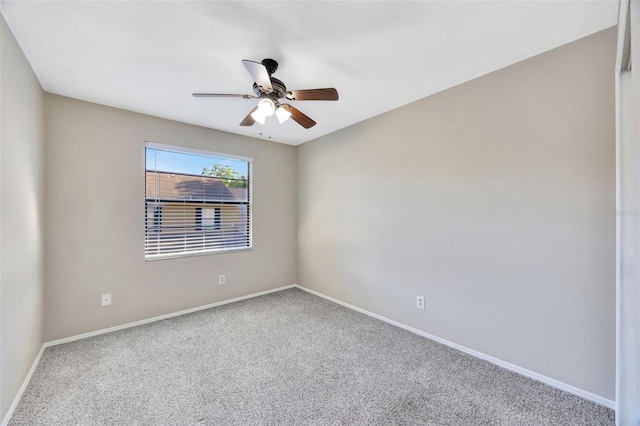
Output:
(219, 274), (225, 285)
(101, 293), (112, 307)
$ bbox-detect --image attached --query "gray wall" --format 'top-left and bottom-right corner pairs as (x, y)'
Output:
(0, 15), (45, 419)
(297, 28), (617, 399)
(44, 95), (297, 341)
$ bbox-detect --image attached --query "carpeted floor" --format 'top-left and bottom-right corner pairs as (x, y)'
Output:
(10, 288), (614, 425)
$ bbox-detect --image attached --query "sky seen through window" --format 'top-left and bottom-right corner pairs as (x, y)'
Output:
(145, 147), (248, 178)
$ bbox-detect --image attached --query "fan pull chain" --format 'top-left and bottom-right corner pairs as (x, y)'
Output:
(258, 121), (272, 139)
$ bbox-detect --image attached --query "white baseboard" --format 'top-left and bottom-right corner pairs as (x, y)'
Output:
(293, 284), (615, 410)
(1, 284), (296, 426)
(1, 345), (46, 426)
(46, 284), (295, 347)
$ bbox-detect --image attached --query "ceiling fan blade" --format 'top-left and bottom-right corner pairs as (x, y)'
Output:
(192, 93), (256, 99)
(242, 60), (273, 93)
(281, 104), (316, 129)
(285, 88), (338, 101)
(239, 107), (258, 126)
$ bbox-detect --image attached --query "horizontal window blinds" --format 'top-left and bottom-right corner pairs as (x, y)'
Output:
(145, 144), (251, 259)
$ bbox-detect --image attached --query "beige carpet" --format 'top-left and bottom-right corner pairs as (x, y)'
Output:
(10, 288), (614, 425)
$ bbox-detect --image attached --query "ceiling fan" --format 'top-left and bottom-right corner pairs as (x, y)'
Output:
(193, 58), (339, 129)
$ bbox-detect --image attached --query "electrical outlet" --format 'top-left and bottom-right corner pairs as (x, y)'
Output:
(219, 274), (226, 285)
(416, 295), (425, 310)
(101, 293), (112, 307)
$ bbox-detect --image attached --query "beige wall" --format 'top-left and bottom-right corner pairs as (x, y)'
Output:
(0, 15), (45, 419)
(297, 28), (617, 399)
(44, 95), (297, 341)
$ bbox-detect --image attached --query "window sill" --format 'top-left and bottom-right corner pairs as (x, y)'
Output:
(145, 246), (253, 261)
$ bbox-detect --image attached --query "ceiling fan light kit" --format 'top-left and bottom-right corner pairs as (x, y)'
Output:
(275, 105), (292, 124)
(193, 58), (338, 129)
(250, 98), (276, 124)
(250, 110), (266, 125)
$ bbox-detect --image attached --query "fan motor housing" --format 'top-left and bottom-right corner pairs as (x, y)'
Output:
(253, 77), (286, 98)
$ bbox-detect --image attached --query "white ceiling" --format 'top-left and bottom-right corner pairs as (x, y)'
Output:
(1, 1), (618, 145)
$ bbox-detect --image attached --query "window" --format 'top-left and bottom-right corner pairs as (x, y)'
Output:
(145, 142), (251, 259)
(203, 207), (221, 229)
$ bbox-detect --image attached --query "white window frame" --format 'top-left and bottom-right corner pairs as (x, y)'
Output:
(144, 142), (253, 260)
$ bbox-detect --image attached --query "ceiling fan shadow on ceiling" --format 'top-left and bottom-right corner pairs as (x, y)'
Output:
(193, 58), (339, 129)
